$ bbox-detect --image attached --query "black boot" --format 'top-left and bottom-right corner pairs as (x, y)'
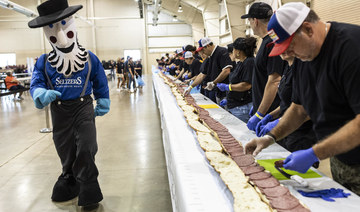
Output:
(51, 175), (80, 202)
(78, 181), (103, 206)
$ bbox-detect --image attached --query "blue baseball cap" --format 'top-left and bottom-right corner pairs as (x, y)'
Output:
(267, 2), (310, 57)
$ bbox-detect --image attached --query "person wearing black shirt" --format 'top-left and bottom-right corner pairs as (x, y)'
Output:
(241, 2), (286, 131)
(254, 54), (317, 153)
(176, 45), (200, 81)
(183, 51), (202, 82)
(217, 37), (256, 122)
(184, 38), (233, 104)
(197, 50), (209, 96)
(116, 57), (125, 89)
(135, 59), (143, 77)
(245, 3), (360, 195)
(124, 57), (137, 92)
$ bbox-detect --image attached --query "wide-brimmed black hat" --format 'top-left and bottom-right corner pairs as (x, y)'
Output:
(28, 0), (82, 28)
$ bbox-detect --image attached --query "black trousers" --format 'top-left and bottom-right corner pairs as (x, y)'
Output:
(280, 120), (317, 152)
(50, 95), (102, 205)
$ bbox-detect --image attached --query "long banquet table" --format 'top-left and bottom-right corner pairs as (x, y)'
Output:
(152, 70), (360, 212)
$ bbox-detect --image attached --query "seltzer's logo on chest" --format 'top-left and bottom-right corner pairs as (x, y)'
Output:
(268, 29), (279, 42)
(55, 76), (83, 88)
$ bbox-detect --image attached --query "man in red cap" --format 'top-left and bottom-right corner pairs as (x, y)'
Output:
(245, 2), (360, 195)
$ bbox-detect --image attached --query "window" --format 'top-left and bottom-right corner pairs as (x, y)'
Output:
(124, 49), (141, 61)
(0, 53), (16, 68)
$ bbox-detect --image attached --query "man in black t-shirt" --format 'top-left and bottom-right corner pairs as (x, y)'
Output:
(245, 2), (360, 195)
(124, 57), (137, 92)
(183, 51), (202, 82)
(184, 37), (233, 104)
(116, 57), (125, 89)
(135, 59), (143, 77)
(241, 2), (286, 131)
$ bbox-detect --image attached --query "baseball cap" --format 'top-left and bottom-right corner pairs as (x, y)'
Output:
(182, 45), (186, 53)
(196, 37), (212, 52)
(241, 2), (273, 19)
(267, 2), (310, 57)
(184, 51), (193, 59)
(176, 48), (183, 54)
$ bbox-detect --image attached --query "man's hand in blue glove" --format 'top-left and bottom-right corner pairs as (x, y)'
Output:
(247, 111), (264, 131)
(258, 119), (279, 137)
(32, 88), (61, 109)
(94, 98), (110, 117)
(283, 147), (319, 173)
(216, 83), (230, 92)
(183, 74), (189, 80)
(220, 99), (227, 107)
(255, 114), (273, 136)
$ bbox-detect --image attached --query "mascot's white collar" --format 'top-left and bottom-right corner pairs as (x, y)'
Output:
(44, 16), (87, 77)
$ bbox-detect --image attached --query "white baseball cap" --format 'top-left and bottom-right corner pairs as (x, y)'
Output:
(267, 2), (310, 57)
(196, 37), (212, 52)
(176, 48), (183, 54)
(184, 51), (193, 59)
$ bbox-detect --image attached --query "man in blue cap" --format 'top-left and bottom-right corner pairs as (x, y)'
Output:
(245, 2), (360, 195)
(28, 0), (109, 209)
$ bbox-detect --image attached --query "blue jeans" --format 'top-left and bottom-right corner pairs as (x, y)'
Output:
(128, 73), (136, 89)
(228, 102), (253, 123)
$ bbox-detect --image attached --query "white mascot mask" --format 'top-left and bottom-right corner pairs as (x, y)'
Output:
(43, 16), (88, 77)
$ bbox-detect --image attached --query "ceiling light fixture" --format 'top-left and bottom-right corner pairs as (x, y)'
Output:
(178, 4), (183, 13)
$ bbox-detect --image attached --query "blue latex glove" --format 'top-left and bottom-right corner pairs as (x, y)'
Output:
(216, 83), (230, 92)
(247, 111), (264, 131)
(94, 98), (110, 117)
(184, 74), (189, 80)
(249, 106), (254, 116)
(220, 99), (227, 107)
(283, 147), (319, 173)
(255, 114), (273, 136)
(32, 88), (61, 109)
(258, 118), (279, 137)
(298, 188), (351, 202)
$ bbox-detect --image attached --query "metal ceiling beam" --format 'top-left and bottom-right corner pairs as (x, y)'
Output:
(0, 0), (37, 17)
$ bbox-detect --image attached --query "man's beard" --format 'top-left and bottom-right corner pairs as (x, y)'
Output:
(48, 41), (88, 77)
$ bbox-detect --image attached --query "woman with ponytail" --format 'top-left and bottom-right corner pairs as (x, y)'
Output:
(217, 37), (257, 122)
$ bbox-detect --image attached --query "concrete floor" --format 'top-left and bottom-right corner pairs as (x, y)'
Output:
(0, 75), (173, 212)
(0, 75), (332, 212)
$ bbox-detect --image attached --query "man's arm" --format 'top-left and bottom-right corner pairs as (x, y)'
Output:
(190, 73), (206, 88)
(213, 67), (231, 84)
(245, 103), (309, 156)
(183, 73), (206, 96)
(230, 82), (251, 92)
(269, 106), (281, 119)
(175, 70), (185, 80)
(313, 114), (360, 160)
(271, 103), (309, 140)
(257, 72), (281, 114)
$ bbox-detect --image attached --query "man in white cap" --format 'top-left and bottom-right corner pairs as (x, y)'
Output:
(241, 2), (286, 132)
(245, 2), (360, 195)
(28, 0), (109, 209)
(182, 51), (202, 82)
(184, 37), (233, 104)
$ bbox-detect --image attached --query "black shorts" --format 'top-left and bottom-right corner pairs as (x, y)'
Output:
(9, 85), (25, 91)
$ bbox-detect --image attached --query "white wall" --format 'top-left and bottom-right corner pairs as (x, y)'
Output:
(0, 0), (145, 68)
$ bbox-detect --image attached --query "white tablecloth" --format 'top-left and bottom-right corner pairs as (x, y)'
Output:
(152, 71), (360, 212)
